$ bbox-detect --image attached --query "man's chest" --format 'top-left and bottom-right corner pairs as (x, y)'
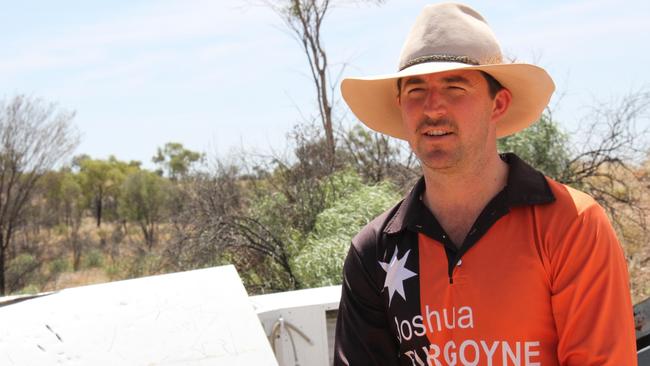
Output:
(378, 219), (560, 365)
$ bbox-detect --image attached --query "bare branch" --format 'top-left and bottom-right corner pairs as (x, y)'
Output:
(0, 95), (79, 294)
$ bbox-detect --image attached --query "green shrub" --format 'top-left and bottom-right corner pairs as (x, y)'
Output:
(105, 260), (127, 281)
(6, 254), (42, 294)
(293, 177), (401, 288)
(16, 284), (41, 295)
(126, 253), (163, 279)
(82, 249), (104, 269)
(48, 257), (71, 276)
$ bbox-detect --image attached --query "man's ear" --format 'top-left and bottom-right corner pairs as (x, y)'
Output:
(395, 78), (404, 107)
(491, 88), (512, 123)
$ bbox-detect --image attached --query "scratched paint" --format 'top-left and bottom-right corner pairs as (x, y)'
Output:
(0, 265), (278, 366)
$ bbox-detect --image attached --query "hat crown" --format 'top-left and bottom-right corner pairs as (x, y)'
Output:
(398, 3), (503, 70)
(340, 2), (555, 141)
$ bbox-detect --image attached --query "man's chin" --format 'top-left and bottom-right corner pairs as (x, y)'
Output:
(418, 154), (460, 172)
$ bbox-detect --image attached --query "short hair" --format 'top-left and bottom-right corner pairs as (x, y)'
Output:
(479, 71), (504, 98)
(396, 70), (504, 99)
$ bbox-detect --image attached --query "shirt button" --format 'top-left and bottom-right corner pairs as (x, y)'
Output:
(457, 259), (463, 266)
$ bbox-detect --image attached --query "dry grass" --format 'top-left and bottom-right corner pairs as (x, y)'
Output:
(45, 268), (110, 291)
(624, 165), (650, 304)
(9, 169), (650, 305)
(6, 218), (170, 296)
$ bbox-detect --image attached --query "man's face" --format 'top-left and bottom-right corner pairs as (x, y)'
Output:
(397, 69), (509, 173)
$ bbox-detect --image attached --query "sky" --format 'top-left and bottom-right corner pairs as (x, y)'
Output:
(1, 0), (648, 169)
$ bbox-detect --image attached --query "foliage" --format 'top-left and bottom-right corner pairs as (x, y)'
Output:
(268, 0), (387, 169)
(341, 124), (419, 187)
(103, 253), (165, 281)
(293, 173), (400, 287)
(40, 170), (86, 269)
(119, 170), (172, 250)
(0, 95), (78, 295)
(234, 168), (372, 292)
(48, 257), (71, 277)
(270, 0), (336, 166)
(125, 253), (165, 279)
(76, 156), (140, 227)
(497, 112), (571, 180)
(5, 253), (42, 292)
(162, 161), (246, 272)
(81, 249), (104, 269)
(205, 167), (400, 293)
(2, 82), (648, 306)
(152, 142), (204, 180)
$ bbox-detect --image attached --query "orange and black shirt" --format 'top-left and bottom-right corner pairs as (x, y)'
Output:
(334, 154), (637, 366)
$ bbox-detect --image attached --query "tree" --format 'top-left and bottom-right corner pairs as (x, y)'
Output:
(499, 91), (649, 230)
(0, 95), (78, 295)
(267, 0), (385, 170)
(165, 132), (390, 293)
(119, 170), (171, 250)
(341, 124), (419, 187)
(164, 155), (304, 293)
(40, 168), (85, 270)
(77, 156), (140, 227)
(292, 171), (400, 287)
(561, 90), (649, 196)
(497, 112), (571, 180)
(152, 142), (204, 180)
(164, 160), (247, 273)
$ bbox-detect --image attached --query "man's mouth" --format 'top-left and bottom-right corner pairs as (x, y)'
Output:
(423, 130), (452, 137)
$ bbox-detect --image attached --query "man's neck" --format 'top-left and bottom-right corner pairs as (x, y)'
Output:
(420, 153), (508, 247)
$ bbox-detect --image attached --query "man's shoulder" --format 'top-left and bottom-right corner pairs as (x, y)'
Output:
(543, 177), (601, 217)
(535, 177), (614, 246)
(504, 153), (601, 217)
(351, 198), (405, 254)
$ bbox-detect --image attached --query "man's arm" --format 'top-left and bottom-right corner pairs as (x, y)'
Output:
(334, 244), (399, 366)
(549, 203), (637, 365)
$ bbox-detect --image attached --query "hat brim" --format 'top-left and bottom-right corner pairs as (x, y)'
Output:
(341, 62), (555, 139)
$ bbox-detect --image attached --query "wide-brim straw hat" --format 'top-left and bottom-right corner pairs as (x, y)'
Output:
(341, 2), (555, 139)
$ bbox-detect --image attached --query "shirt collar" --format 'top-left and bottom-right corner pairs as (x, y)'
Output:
(384, 153), (555, 235)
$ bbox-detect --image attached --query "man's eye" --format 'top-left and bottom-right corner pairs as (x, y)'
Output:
(408, 88), (425, 94)
(447, 86), (465, 91)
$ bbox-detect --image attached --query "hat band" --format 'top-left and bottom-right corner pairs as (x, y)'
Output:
(400, 54), (480, 71)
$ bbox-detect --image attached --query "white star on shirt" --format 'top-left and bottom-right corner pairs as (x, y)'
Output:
(379, 249), (417, 306)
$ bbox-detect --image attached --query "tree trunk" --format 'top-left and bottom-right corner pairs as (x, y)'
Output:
(72, 230), (81, 271)
(323, 111), (335, 169)
(141, 221), (155, 251)
(95, 194), (102, 227)
(0, 233), (5, 296)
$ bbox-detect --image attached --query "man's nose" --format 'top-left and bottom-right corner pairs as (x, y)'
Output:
(422, 89), (447, 117)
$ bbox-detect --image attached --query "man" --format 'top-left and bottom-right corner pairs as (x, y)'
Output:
(334, 3), (637, 365)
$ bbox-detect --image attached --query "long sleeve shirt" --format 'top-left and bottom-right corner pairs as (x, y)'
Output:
(334, 153), (637, 366)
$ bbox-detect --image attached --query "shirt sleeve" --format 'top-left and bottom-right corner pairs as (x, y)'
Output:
(549, 203), (637, 365)
(334, 244), (400, 366)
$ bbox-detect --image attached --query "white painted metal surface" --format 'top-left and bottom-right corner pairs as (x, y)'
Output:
(0, 265), (278, 366)
(251, 285), (341, 366)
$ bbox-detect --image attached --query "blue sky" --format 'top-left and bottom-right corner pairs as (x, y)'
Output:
(1, 0), (648, 168)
